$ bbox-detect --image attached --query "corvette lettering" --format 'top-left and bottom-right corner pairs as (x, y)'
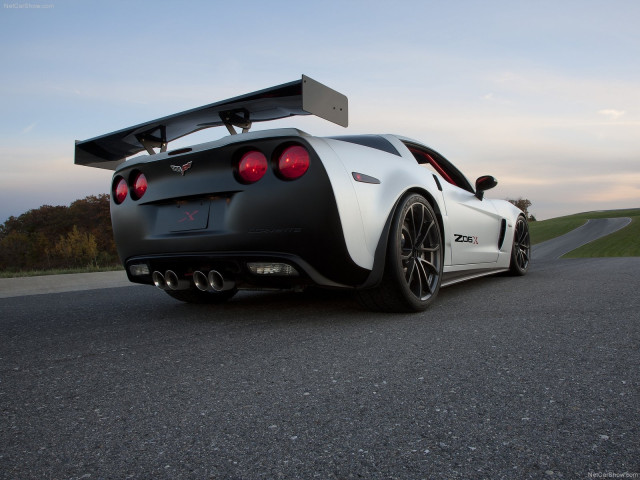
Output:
(454, 234), (479, 244)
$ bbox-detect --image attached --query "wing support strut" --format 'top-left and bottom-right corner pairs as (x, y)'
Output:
(136, 125), (167, 155)
(220, 109), (252, 135)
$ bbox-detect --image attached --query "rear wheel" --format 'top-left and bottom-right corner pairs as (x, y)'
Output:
(164, 286), (237, 304)
(509, 215), (530, 275)
(357, 194), (443, 312)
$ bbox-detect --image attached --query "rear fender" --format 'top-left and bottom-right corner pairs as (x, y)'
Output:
(314, 137), (447, 269)
(359, 187), (444, 289)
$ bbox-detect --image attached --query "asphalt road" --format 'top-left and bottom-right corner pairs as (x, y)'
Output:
(1, 260), (638, 479)
(532, 217), (631, 261)
(1, 221), (638, 479)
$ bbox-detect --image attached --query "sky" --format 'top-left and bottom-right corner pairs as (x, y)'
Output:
(1, 0), (638, 222)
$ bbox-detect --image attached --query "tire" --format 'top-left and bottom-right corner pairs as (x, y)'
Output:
(164, 286), (237, 304)
(509, 215), (530, 275)
(357, 194), (443, 312)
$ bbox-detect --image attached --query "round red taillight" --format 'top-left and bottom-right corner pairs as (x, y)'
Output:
(278, 145), (310, 180)
(238, 150), (268, 183)
(131, 172), (148, 200)
(113, 177), (128, 205)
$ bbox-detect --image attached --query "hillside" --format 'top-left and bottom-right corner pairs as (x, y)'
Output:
(529, 208), (640, 257)
(0, 195), (119, 274)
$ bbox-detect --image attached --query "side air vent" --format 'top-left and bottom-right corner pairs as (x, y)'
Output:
(498, 219), (507, 249)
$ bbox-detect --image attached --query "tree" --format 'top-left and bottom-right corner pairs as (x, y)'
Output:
(0, 231), (31, 270)
(0, 194), (118, 271)
(53, 225), (98, 268)
(507, 198), (535, 221)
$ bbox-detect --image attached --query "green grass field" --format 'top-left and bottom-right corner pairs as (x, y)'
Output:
(529, 208), (640, 258)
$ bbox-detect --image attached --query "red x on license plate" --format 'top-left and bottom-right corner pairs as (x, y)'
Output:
(158, 200), (210, 232)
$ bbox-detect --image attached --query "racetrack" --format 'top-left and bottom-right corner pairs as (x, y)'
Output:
(532, 217), (632, 261)
(1, 221), (638, 479)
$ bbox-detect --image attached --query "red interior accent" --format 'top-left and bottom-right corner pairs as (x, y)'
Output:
(409, 148), (457, 186)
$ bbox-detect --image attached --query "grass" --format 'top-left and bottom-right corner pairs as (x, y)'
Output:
(529, 208), (640, 257)
(564, 216), (639, 258)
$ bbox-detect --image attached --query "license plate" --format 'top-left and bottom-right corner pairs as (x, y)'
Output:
(158, 199), (210, 232)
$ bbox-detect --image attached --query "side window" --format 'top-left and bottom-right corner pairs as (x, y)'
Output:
(404, 142), (475, 193)
(407, 146), (459, 187)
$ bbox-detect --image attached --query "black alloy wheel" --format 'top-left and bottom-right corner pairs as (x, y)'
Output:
(509, 215), (530, 275)
(358, 194), (443, 312)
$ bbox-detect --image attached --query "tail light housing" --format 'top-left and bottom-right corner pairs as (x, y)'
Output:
(277, 145), (310, 180)
(238, 150), (268, 183)
(131, 172), (148, 200)
(113, 177), (128, 204)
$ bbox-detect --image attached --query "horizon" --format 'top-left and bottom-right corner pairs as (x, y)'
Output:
(1, 0), (639, 222)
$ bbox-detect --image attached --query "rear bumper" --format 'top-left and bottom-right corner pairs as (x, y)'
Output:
(125, 251), (363, 290)
(111, 136), (370, 289)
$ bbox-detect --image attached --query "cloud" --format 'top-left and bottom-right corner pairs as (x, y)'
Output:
(21, 122), (37, 134)
(598, 109), (626, 120)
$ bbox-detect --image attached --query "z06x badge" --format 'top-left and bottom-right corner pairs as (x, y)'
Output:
(454, 234), (479, 244)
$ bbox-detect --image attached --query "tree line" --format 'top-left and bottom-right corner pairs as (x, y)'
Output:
(0, 194), (119, 272)
(0, 194), (535, 273)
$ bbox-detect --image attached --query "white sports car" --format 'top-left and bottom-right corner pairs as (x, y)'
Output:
(75, 75), (530, 312)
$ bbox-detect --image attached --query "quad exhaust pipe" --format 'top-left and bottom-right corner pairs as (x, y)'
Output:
(152, 271), (169, 290)
(152, 270), (189, 291)
(193, 270), (235, 292)
(153, 269), (235, 292)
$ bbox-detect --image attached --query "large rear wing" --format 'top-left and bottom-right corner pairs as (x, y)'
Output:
(74, 75), (348, 170)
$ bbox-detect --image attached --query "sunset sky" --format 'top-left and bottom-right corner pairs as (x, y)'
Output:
(1, 0), (638, 221)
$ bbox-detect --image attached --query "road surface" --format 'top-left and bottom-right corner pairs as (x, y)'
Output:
(1, 219), (638, 479)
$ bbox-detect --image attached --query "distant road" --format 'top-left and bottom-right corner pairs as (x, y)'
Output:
(532, 217), (631, 261)
(0, 270), (130, 299)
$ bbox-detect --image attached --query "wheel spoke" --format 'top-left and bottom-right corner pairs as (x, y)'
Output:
(405, 258), (416, 284)
(416, 258), (437, 295)
(419, 243), (440, 253)
(417, 257), (439, 276)
(413, 263), (424, 297)
(416, 218), (435, 246)
(414, 204), (425, 243)
(407, 205), (420, 245)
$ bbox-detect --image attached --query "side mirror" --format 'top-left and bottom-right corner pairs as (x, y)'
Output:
(475, 175), (498, 200)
